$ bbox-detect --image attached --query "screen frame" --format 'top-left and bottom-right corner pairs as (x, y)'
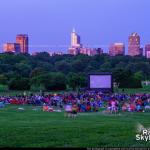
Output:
(88, 73), (113, 92)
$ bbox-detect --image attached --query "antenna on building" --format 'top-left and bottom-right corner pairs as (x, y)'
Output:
(72, 27), (76, 33)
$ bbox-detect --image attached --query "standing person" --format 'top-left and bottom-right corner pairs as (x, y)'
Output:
(111, 99), (117, 114)
(64, 103), (72, 118)
(71, 104), (78, 118)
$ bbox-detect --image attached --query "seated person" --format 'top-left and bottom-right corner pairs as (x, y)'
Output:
(0, 102), (5, 108)
(43, 104), (49, 112)
(49, 107), (54, 112)
(122, 103), (127, 112)
(86, 105), (91, 112)
(80, 104), (86, 112)
(106, 103), (111, 114)
(130, 103), (136, 112)
(136, 105), (142, 112)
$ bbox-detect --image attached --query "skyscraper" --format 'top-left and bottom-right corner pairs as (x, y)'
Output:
(71, 28), (81, 48)
(69, 28), (82, 55)
(3, 43), (20, 53)
(109, 43), (125, 56)
(145, 44), (150, 59)
(16, 34), (29, 53)
(128, 33), (142, 56)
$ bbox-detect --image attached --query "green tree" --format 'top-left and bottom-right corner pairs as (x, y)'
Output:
(113, 69), (142, 88)
(44, 72), (66, 91)
(0, 74), (8, 85)
(30, 67), (47, 78)
(134, 71), (143, 81)
(67, 73), (87, 90)
(30, 72), (66, 91)
(55, 61), (71, 74)
(8, 77), (30, 90)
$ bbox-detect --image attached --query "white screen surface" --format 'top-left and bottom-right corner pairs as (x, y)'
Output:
(90, 75), (112, 89)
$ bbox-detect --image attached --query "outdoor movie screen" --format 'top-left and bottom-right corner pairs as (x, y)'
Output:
(89, 74), (112, 89)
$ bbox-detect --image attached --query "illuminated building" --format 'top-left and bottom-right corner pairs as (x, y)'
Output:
(16, 34), (29, 53)
(145, 44), (150, 58)
(71, 28), (81, 48)
(68, 47), (80, 55)
(109, 43), (125, 56)
(128, 33), (142, 56)
(3, 43), (20, 53)
(69, 28), (82, 55)
(80, 47), (103, 56)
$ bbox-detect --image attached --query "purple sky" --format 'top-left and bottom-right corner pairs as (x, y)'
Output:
(0, 0), (150, 54)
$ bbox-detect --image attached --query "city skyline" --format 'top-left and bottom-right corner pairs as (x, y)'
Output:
(0, 0), (150, 53)
(1, 30), (150, 56)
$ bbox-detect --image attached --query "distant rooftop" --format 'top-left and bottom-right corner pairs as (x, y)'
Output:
(131, 32), (139, 36)
(16, 34), (28, 37)
(114, 43), (124, 46)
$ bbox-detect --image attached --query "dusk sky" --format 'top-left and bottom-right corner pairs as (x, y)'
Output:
(0, 0), (150, 54)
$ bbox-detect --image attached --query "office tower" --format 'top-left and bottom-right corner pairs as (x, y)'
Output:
(71, 28), (81, 48)
(16, 34), (29, 53)
(3, 43), (20, 53)
(128, 33), (142, 56)
(69, 28), (82, 55)
(145, 44), (150, 58)
(68, 28), (103, 56)
(109, 43), (125, 56)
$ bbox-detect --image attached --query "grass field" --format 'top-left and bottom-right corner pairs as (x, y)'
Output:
(0, 105), (150, 148)
(0, 85), (150, 96)
(117, 85), (150, 94)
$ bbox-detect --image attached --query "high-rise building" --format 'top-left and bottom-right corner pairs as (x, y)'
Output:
(16, 34), (29, 53)
(128, 33), (142, 56)
(71, 28), (81, 48)
(3, 43), (20, 53)
(68, 29), (103, 56)
(69, 29), (82, 55)
(145, 44), (150, 59)
(109, 43), (125, 56)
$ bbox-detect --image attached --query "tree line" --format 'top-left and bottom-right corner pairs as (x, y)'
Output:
(0, 52), (150, 91)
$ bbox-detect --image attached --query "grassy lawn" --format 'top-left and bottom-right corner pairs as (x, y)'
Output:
(114, 86), (150, 94)
(0, 90), (69, 96)
(0, 105), (150, 148)
(0, 86), (150, 96)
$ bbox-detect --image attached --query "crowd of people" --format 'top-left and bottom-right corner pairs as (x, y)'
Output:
(0, 91), (150, 115)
